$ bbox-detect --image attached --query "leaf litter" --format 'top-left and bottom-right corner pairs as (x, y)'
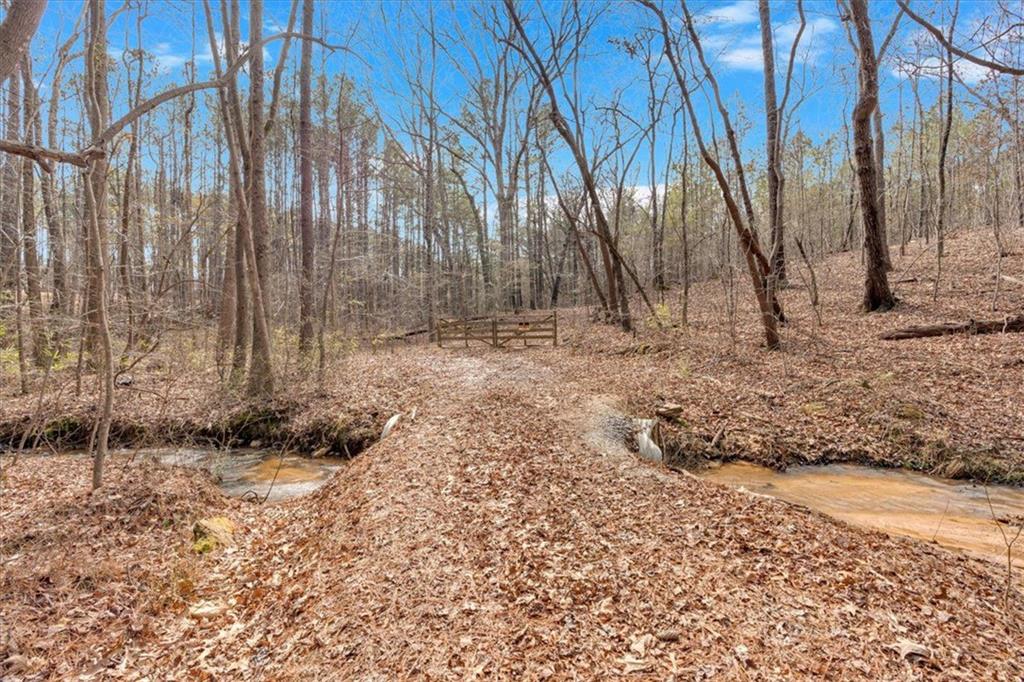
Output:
(1, 230), (1023, 679)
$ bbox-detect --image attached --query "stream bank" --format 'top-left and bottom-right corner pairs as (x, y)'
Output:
(0, 400), (380, 459)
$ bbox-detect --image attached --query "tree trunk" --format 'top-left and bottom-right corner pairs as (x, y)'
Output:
(246, 0), (274, 397)
(0, 72), (19, 292)
(297, 0), (315, 354)
(640, 0), (780, 348)
(0, 0), (46, 84)
(935, 5), (957, 270)
(20, 57), (45, 366)
(881, 315), (1024, 340)
(505, 0), (631, 331)
(850, 0), (896, 312)
(759, 0), (786, 285)
(118, 37), (143, 357)
(84, 0), (115, 491)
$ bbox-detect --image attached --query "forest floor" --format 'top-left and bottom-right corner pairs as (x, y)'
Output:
(2, 228), (1024, 678)
(5, 227), (1023, 483)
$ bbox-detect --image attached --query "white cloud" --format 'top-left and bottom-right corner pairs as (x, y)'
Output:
(777, 16), (838, 46)
(890, 56), (995, 85)
(709, 13), (839, 72)
(154, 54), (189, 72)
(721, 46), (764, 71)
(627, 183), (667, 207)
(703, 1), (758, 25)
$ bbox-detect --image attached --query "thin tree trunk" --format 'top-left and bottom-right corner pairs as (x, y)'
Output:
(1, 72), (20, 293)
(505, 0), (631, 331)
(935, 1), (958, 301)
(246, 0), (274, 397)
(759, 0), (785, 284)
(21, 58), (46, 365)
(297, 0), (315, 354)
(84, 0), (115, 490)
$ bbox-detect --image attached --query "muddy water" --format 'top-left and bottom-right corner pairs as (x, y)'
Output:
(150, 448), (346, 502)
(700, 462), (1024, 567)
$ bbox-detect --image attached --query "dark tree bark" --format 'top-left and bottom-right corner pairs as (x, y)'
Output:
(849, 0), (896, 312)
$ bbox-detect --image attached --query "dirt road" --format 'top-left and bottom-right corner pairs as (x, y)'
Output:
(142, 348), (1021, 679)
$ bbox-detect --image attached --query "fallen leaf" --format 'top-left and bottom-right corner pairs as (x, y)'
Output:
(189, 600), (228, 619)
(890, 638), (931, 661)
(615, 656), (652, 674)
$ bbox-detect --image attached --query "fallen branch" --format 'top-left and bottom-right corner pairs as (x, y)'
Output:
(880, 314), (1024, 340)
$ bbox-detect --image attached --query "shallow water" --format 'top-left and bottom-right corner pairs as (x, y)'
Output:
(150, 448), (346, 502)
(700, 461), (1024, 567)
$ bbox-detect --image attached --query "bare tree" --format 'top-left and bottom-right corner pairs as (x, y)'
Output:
(505, 0), (634, 331)
(638, 0), (782, 348)
(83, 0), (114, 490)
(20, 56), (45, 365)
(847, 0), (896, 311)
(897, 0), (1024, 76)
(298, 0), (315, 354)
(245, 0), (275, 397)
(760, 0), (806, 289)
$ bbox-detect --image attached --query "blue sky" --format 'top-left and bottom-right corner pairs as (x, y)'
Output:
(26, 0), (1004, 193)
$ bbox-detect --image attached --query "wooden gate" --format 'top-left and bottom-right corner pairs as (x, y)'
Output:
(436, 312), (557, 348)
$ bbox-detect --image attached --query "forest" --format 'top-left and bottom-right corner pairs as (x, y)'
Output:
(1, 0), (1023, 678)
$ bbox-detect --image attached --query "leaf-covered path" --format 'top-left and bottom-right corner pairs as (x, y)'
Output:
(139, 348), (1021, 679)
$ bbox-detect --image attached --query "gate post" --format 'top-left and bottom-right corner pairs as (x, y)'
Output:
(553, 310), (558, 346)
(491, 318), (498, 347)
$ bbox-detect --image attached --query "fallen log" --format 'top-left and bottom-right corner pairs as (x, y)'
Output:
(880, 314), (1024, 340)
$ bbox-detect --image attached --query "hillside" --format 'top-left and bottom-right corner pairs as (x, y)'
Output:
(3, 229), (1024, 679)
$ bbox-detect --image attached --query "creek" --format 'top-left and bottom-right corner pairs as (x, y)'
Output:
(699, 461), (1024, 567)
(150, 448), (346, 502)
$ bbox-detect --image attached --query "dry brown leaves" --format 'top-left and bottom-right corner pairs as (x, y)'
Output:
(556, 229), (1024, 483)
(1, 229), (1023, 679)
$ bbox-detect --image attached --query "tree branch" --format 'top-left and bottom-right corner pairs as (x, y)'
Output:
(0, 30), (353, 171)
(896, 0), (1024, 76)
